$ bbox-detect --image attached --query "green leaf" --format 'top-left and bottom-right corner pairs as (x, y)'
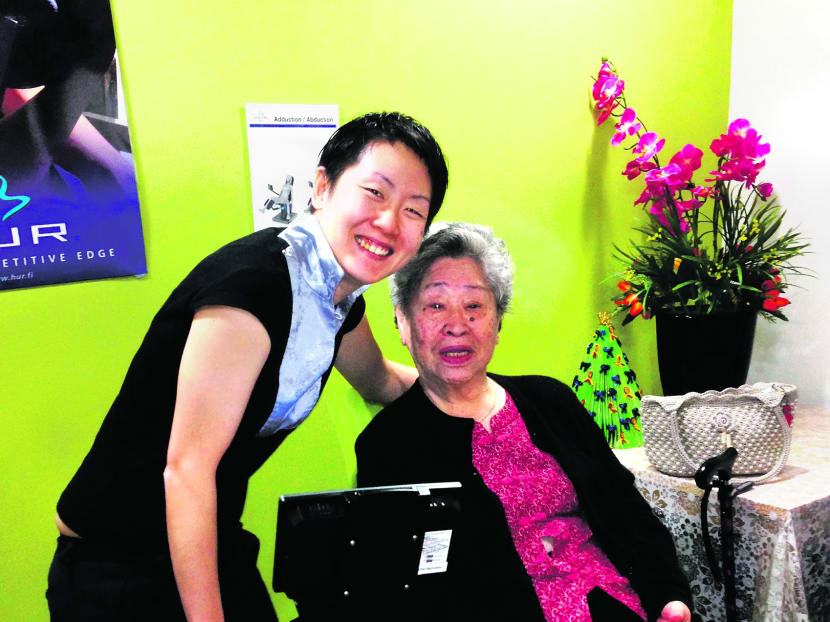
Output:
(670, 280), (701, 292)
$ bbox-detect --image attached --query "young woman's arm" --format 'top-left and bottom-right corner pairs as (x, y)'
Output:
(163, 306), (270, 622)
(335, 315), (417, 405)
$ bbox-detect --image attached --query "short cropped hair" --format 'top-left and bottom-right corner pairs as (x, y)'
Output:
(317, 112), (448, 227)
(390, 222), (514, 317)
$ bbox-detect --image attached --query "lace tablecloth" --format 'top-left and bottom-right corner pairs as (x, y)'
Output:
(613, 405), (830, 622)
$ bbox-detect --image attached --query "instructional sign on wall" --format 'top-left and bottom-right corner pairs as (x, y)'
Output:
(0, 3), (146, 291)
(246, 103), (339, 232)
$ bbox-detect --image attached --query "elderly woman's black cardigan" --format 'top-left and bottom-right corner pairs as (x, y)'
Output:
(355, 373), (695, 622)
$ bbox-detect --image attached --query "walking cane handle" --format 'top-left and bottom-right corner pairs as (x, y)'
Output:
(694, 447), (738, 489)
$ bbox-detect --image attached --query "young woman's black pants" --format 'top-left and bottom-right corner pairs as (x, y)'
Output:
(46, 529), (278, 621)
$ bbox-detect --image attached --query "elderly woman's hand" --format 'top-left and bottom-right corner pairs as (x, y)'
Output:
(658, 600), (691, 622)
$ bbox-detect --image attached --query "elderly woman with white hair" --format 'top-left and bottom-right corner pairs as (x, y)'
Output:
(355, 223), (696, 622)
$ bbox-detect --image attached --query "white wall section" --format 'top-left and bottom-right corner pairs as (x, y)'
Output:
(732, 0), (830, 406)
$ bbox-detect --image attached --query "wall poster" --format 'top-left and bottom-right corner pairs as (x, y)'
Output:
(246, 103), (338, 232)
(0, 1), (146, 291)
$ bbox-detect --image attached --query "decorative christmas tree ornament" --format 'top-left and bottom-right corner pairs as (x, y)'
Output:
(572, 312), (644, 449)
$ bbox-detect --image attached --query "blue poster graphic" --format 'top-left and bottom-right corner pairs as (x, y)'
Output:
(0, 1), (146, 291)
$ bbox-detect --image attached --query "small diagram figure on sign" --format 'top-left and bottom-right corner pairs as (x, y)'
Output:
(263, 174), (295, 223)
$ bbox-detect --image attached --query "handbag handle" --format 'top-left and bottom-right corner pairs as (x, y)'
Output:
(733, 397), (792, 484)
(665, 414), (701, 474)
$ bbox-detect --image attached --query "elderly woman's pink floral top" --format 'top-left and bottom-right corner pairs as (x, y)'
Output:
(471, 391), (646, 622)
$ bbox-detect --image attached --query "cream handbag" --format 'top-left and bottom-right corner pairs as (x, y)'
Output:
(640, 382), (796, 483)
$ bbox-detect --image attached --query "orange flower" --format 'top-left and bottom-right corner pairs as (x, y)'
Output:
(622, 292), (639, 306)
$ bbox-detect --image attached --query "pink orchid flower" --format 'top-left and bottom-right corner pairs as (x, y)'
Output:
(691, 185), (714, 198)
(592, 70), (624, 126)
(632, 132), (665, 163)
(711, 119), (770, 160)
(739, 129), (771, 160)
(645, 163), (686, 196)
(710, 134), (739, 158)
(645, 163), (682, 185)
(675, 198), (702, 215)
(593, 74), (624, 110)
(728, 118), (752, 137)
(648, 199), (668, 222)
(596, 100), (619, 126)
(623, 159), (657, 180)
(708, 157), (763, 187)
(648, 198), (693, 234)
(612, 108), (641, 146)
(597, 62), (614, 82)
(633, 187), (653, 206)
(648, 200), (684, 232)
(669, 144), (703, 183)
(757, 182), (774, 198)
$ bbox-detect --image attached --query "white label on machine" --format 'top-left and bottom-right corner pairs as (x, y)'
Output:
(417, 530), (452, 575)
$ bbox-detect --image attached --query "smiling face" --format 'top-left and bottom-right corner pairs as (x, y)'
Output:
(397, 256), (500, 392)
(313, 141), (432, 301)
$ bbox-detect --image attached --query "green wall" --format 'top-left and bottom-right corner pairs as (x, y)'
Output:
(0, 1), (732, 620)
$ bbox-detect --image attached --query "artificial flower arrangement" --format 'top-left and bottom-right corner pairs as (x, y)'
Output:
(591, 59), (809, 325)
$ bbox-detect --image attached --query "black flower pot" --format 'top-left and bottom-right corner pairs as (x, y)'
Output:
(655, 311), (758, 396)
